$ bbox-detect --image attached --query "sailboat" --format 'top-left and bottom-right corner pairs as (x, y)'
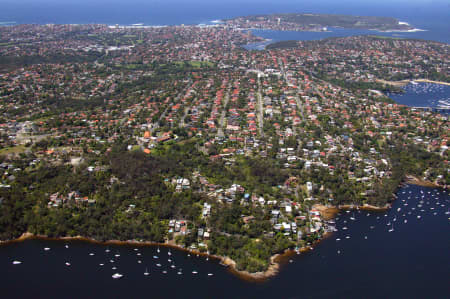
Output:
(157, 246), (160, 253)
(388, 223), (394, 232)
(350, 212), (355, 221)
(144, 268), (149, 276)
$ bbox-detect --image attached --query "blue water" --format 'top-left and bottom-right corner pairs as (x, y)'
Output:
(388, 82), (450, 109)
(1, 185), (449, 298)
(0, 1), (448, 43)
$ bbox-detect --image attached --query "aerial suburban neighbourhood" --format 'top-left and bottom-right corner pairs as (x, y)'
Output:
(0, 20), (448, 274)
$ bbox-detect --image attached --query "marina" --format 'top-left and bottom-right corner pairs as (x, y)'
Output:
(388, 82), (450, 111)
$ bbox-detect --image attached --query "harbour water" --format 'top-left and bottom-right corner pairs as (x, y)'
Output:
(1, 185), (449, 298)
(387, 82), (450, 110)
(0, 1), (449, 44)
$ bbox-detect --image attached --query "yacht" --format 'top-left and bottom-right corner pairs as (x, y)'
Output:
(350, 213), (355, 221)
(12, 260), (22, 265)
(112, 273), (123, 279)
(388, 224), (394, 232)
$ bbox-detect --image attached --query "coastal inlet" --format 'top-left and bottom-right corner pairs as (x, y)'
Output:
(1, 184), (449, 298)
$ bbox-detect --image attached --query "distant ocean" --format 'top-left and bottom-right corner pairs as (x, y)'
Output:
(0, 0), (449, 43)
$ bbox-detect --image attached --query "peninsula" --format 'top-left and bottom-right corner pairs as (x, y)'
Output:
(0, 22), (448, 278)
(225, 13), (416, 32)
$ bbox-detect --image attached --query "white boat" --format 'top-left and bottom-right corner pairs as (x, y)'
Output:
(177, 271), (183, 275)
(65, 262), (71, 266)
(168, 250), (172, 256)
(99, 263), (104, 266)
(168, 259), (172, 262)
(162, 270), (167, 274)
(208, 273), (214, 276)
(345, 236), (350, 239)
(44, 247), (50, 251)
(112, 266), (117, 270)
(65, 245), (69, 249)
(137, 260), (142, 264)
(105, 248), (110, 253)
(171, 265), (176, 269)
(157, 246), (160, 253)
(153, 255), (159, 259)
(350, 213), (355, 221)
(417, 215), (421, 219)
(89, 253), (94, 256)
(192, 271), (198, 274)
(144, 268), (149, 276)
(12, 260), (22, 265)
(336, 238), (341, 241)
(156, 263), (161, 267)
(404, 219), (407, 224)
(388, 224), (394, 232)
(112, 273), (123, 279)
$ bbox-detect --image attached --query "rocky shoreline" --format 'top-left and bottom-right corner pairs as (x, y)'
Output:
(1, 177), (446, 281)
